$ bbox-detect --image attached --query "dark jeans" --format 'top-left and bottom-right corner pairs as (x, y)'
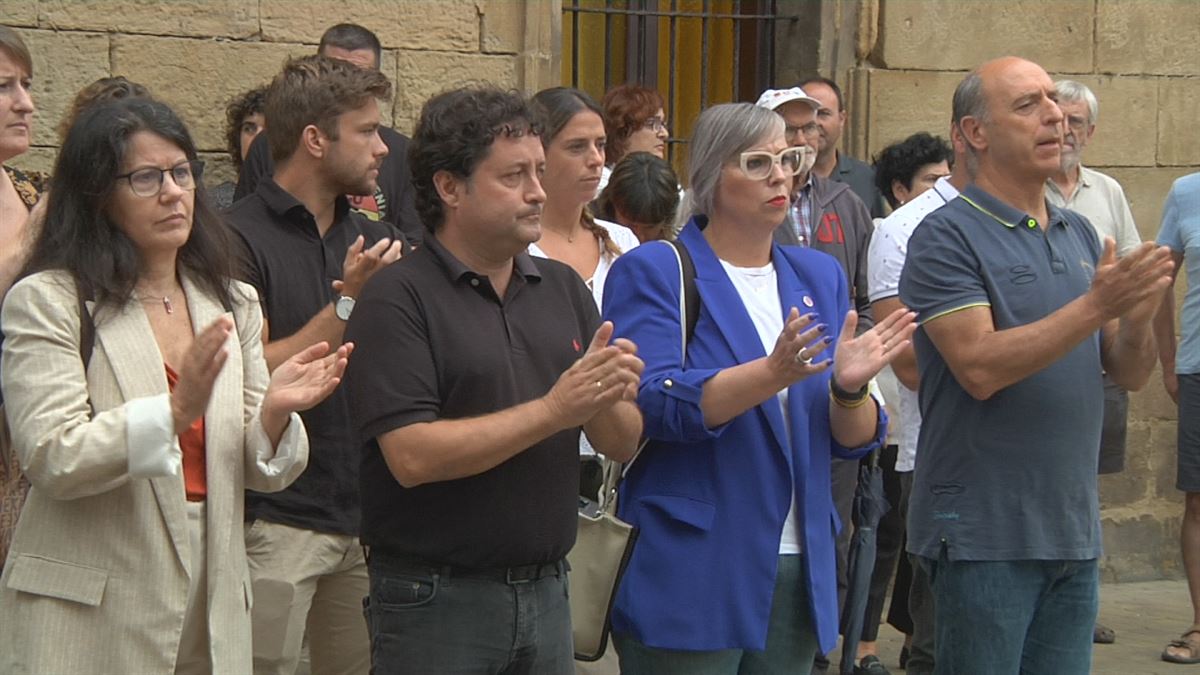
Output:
(365, 552), (573, 675)
(920, 549), (1098, 675)
(901, 473), (934, 675)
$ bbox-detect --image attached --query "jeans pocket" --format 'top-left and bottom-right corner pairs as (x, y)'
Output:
(371, 572), (439, 610)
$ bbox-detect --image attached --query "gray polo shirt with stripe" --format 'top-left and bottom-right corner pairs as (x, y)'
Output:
(899, 184), (1104, 562)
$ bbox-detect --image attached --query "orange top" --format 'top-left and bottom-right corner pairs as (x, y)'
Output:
(165, 364), (206, 502)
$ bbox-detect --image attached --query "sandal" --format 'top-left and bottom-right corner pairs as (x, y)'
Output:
(1163, 626), (1200, 664)
(1093, 621), (1116, 644)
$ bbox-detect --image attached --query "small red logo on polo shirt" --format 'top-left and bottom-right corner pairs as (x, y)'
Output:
(573, 338), (582, 352)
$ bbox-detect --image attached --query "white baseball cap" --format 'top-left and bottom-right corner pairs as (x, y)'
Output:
(755, 87), (821, 112)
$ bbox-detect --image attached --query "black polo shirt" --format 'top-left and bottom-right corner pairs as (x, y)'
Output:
(344, 235), (599, 568)
(227, 177), (403, 536)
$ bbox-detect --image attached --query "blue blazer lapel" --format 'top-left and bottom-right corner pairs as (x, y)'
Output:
(773, 245), (822, 479)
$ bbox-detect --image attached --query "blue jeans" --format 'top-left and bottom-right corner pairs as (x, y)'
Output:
(365, 552), (573, 675)
(920, 549), (1097, 675)
(613, 554), (819, 675)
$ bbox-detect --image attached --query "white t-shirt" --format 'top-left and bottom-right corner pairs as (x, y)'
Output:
(718, 259), (801, 555)
(529, 219), (639, 456)
(865, 177), (959, 472)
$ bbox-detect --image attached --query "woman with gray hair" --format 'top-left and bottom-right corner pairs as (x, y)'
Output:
(601, 102), (915, 673)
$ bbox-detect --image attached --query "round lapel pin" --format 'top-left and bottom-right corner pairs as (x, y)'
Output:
(802, 295), (814, 308)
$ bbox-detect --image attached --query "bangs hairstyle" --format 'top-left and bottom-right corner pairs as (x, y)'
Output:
(22, 97), (234, 313)
(409, 85), (538, 232)
(686, 103), (783, 217)
(600, 84), (665, 164)
(0, 25), (32, 78)
(265, 54), (392, 165)
(225, 85), (267, 168)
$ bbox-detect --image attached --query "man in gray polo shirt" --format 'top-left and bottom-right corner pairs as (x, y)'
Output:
(899, 56), (1172, 675)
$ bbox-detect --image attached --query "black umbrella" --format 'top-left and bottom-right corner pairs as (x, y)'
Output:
(838, 451), (892, 675)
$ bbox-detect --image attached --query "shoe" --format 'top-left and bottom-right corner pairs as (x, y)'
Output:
(810, 653), (829, 675)
(1163, 626), (1200, 664)
(898, 645), (910, 669)
(1093, 621), (1116, 644)
(854, 655), (892, 675)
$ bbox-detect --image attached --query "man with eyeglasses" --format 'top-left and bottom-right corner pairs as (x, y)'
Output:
(757, 86), (877, 675)
(1044, 79), (1141, 648)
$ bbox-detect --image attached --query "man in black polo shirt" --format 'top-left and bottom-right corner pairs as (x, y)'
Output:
(234, 23), (423, 247)
(227, 55), (403, 675)
(344, 86), (643, 674)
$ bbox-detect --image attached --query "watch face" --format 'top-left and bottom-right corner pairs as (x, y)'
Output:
(336, 296), (355, 321)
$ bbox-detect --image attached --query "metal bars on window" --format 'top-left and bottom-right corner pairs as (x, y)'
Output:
(563, 0), (792, 165)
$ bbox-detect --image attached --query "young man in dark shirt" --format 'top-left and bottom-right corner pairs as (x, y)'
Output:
(226, 55), (403, 675)
(234, 23), (423, 246)
(344, 86), (643, 674)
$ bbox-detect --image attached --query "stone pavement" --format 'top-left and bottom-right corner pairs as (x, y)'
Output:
(576, 579), (1196, 675)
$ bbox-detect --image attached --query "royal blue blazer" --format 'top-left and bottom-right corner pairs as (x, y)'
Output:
(601, 219), (886, 654)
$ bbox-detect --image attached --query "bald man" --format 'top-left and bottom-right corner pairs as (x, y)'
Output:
(898, 57), (1172, 674)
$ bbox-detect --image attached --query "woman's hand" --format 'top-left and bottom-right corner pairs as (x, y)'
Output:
(170, 315), (233, 434)
(766, 307), (834, 386)
(262, 340), (353, 421)
(832, 307), (918, 392)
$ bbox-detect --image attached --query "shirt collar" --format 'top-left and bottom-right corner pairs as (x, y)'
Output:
(257, 177), (352, 227)
(959, 183), (1069, 230)
(424, 232), (542, 286)
(931, 176), (959, 203)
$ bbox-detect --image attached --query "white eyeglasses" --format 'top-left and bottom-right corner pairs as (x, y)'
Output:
(738, 148), (807, 180)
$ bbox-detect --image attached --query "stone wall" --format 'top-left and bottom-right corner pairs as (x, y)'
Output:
(5, 0), (559, 185)
(837, 0), (1200, 581)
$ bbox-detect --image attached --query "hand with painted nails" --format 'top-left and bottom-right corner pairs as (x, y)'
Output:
(831, 307), (918, 393)
(767, 307), (835, 385)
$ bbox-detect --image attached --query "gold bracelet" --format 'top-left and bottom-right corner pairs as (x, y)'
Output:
(829, 380), (871, 408)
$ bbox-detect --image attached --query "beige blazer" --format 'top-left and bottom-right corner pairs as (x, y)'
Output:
(0, 271), (308, 675)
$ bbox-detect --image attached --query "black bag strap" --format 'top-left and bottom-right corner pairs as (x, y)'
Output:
(670, 239), (700, 346)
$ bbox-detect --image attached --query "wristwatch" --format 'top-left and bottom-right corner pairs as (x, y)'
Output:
(335, 295), (356, 321)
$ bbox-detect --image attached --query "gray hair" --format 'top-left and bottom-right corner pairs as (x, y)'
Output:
(686, 103), (784, 217)
(1054, 79), (1099, 125)
(951, 70), (988, 177)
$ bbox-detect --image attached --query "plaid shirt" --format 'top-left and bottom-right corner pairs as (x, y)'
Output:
(790, 176), (814, 246)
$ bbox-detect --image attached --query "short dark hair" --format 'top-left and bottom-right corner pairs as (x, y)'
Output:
(318, 23), (382, 69)
(595, 152), (679, 241)
(224, 86), (268, 169)
(797, 76), (843, 111)
(58, 77), (151, 143)
(0, 25), (31, 78)
(872, 132), (953, 208)
(600, 84), (665, 164)
(409, 86), (538, 232)
(264, 55), (392, 165)
(24, 97), (234, 313)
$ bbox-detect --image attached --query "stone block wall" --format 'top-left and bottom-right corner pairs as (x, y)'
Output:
(842, 0), (1200, 581)
(5, 1), (558, 185)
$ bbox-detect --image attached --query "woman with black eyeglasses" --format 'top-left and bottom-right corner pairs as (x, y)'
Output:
(601, 102), (916, 673)
(0, 96), (350, 674)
